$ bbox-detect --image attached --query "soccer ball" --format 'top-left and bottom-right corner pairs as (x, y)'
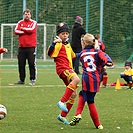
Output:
(0, 104), (7, 120)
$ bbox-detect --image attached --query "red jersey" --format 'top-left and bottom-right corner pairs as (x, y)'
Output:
(14, 19), (37, 47)
(0, 48), (5, 54)
(80, 46), (113, 92)
(98, 41), (105, 52)
(48, 42), (76, 76)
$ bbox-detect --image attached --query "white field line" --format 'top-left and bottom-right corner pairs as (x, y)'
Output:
(1, 84), (82, 88)
(0, 65), (55, 68)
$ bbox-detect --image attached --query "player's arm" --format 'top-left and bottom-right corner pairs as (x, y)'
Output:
(0, 48), (8, 54)
(47, 42), (56, 57)
(104, 53), (113, 66)
(47, 37), (62, 57)
(99, 51), (113, 66)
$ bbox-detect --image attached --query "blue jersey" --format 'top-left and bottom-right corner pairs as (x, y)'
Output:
(80, 46), (113, 92)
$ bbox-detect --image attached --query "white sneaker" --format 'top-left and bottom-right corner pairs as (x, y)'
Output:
(97, 125), (103, 129)
(29, 80), (35, 85)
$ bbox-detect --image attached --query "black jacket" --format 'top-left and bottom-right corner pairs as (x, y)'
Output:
(71, 22), (86, 48)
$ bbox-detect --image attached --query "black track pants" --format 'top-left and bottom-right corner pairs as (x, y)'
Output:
(17, 47), (36, 82)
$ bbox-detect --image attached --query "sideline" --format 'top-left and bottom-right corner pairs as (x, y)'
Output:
(1, 84), (82, 88)
(0, 65), (55, 68)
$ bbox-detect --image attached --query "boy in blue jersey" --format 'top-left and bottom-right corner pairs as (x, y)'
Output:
(70, 33), (113, 129)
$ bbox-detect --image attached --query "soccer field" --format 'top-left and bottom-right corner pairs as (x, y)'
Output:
(0, 61), (132, 133)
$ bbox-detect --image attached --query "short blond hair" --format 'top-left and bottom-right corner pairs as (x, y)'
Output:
(82, 33), (95, 46)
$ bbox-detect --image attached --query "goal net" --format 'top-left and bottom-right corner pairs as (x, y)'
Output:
(0, 1), (133, 63)
(1, 23), (56, 61)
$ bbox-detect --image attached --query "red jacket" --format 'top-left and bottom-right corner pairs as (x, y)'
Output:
(14, 19), (37, 47)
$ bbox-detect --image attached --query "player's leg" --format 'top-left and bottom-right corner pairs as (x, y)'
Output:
(120, 74), (133, 89)
(70, 90), (85, 126)
(57, 69), (80, 112)
(87, 92), (103, 129)
(102, 70), (108, 87)
(57, 70), (80, 124)
(61, 90), (76, 115)
(57, 91), (77, 125)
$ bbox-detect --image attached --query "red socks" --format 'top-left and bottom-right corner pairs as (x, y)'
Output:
(102, 75), (108, 86)
(61, 97), (75, 117)
(61, 102), (73, 117)
(88, 103), (100, 127)
(61, 84), (76, 102)
(76, 95), (85, 115)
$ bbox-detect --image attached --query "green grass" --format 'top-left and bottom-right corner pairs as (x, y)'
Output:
(0, 61), (132, 133)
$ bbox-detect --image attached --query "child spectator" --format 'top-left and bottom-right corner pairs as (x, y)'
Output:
(120, 60), (133, 89)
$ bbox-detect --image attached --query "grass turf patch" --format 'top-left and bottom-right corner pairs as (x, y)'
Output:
(0, 61), (132, 133)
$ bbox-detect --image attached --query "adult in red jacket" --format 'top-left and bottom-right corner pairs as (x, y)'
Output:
(14, 9), (37, 85)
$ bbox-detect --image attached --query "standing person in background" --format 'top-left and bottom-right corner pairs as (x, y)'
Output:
(70, 33), (114, 129)
(14, 9), (37, 85)
(95, 34), (108, 87)
(71, 16), (86, 74)
(47, 22), (80, 124)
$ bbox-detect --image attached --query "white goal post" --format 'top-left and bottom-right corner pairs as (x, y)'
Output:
(1, 23), (56, 61)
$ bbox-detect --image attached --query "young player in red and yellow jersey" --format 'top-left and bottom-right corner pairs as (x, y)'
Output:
(47, 22), (80, 124)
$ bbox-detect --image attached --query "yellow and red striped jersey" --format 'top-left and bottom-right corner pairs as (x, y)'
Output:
(48, 42), (76, 75)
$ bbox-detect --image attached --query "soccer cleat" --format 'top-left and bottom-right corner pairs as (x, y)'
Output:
(131, 87), (133, 90)
(96, 125), (103, 129)
(102, 84), (107, 88)
(29, 80), (35, 85)
(57, 101), (68, 112)
(57, 114), (70, 125)
(15, 80), (25, 84)
(69, 114), (82, 126)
